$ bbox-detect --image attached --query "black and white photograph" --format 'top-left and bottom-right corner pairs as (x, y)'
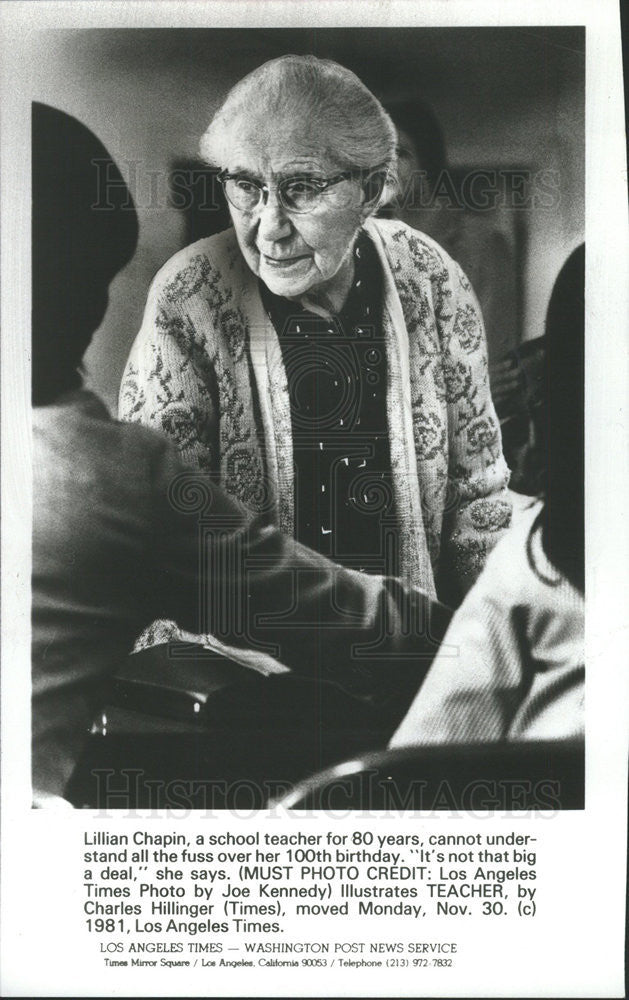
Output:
(31, 22), (587, 811)
(1, 1), (627, 997)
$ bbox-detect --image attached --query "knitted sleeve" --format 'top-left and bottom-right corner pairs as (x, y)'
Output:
(118, 259), (219, 473)
(439, 261), (512, 601)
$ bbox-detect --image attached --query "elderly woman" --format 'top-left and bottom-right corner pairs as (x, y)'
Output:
(120, 55), (511, 607)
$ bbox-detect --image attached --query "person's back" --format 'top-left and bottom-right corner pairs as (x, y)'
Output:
(390, 500), (584, 746)
(390, 244), (585, 748)
(31, 102), (146, 799)
(33, 385), (454, 800)
(32, 390), (191, 794)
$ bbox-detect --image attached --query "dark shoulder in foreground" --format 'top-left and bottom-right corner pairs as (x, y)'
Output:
(33, 388), (183, 483)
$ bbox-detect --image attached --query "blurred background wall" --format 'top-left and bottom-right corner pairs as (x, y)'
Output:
(26, 27), (584, 412)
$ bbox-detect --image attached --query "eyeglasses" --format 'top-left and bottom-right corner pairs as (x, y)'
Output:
(218, 170), (353, 215)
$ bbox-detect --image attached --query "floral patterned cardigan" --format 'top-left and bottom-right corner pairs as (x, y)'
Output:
(119, 217), (512, 605)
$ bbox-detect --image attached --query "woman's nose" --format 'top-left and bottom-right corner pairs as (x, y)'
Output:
(256, 192), (293, 242)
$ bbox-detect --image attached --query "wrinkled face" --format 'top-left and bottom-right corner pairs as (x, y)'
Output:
(221, 115), (368, 302)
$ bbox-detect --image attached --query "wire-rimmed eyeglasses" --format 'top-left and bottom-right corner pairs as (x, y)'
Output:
(217, 170), (354, 215)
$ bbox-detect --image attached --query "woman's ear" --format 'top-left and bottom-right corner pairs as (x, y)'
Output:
(359, 170), (388, 219)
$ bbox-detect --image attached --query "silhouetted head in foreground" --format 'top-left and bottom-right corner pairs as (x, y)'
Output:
(534, 243), (585, 593)
(32, 103), (138, 405)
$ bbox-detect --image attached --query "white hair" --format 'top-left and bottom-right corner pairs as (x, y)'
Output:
(200, 54), (397, 178)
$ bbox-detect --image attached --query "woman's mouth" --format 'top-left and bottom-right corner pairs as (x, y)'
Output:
(262, 253), (311, 269)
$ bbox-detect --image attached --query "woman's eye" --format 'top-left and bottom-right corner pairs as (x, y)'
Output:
(286, 180), (319, 196)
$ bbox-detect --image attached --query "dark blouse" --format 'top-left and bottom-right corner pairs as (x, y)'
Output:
(260, 231), (396, 573)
